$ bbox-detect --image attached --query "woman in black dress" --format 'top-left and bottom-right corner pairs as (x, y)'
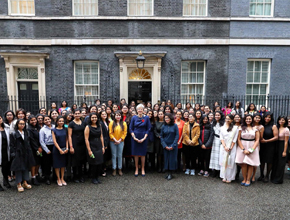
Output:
(271, 116), (289, 184)
(52, 116), (68, 186)
(122, 104), (133, 170)
(146, 110), (155, 171)
(99, 110), (110, 177)
(68, 108), (86, 183)
(0, 115), (11, 191)
(85, 113), (105, 184)
(154, 110), (165, 172)
(27, 115), (42, 186)
(259, 112), (278, 183)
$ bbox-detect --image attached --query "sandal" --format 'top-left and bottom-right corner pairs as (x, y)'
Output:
(22, 183), (32, 189)
(17, 184), (24, 192)
(222, 178), (226, 183)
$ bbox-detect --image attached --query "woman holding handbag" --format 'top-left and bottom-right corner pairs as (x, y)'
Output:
(219, 114), (239, 183)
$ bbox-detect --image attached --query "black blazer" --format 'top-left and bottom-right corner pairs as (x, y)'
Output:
(27, 125), (40, 152)
(198, 125), (214, 149)
(100, 121), (109, 148)
(10, 130), (35, 171)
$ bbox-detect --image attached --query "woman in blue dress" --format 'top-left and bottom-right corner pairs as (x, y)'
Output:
(52, 116), (68, 186)
(130, 104), (151, 177)
(160, 113), (179, 180)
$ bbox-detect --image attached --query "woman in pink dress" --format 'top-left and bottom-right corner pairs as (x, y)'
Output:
(236, 114), (260, 187)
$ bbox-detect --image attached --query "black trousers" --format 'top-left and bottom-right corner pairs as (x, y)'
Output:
(73, 166), (83, 180)
(183, 144), (198, 169)
(177, 148), (183, 170)
(200, 148), (212, 172)
(91, 164), (101, 179)
(42, 145), (53, 179)
(271, 141), (287, 183)
(1, 160), (11, 181)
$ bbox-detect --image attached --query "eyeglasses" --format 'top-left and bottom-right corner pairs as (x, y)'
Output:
(18, 123), (25, 125)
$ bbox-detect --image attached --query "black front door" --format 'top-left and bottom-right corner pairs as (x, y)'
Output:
(18, 82), (39, 114)
(128, 82), (152, 104)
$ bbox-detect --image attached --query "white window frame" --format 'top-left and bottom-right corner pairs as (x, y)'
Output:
(127, 0), (154, 16)
(8, 0), (35, 16)
(183, 0), (208, 17)
(249, 0), (274, 17)
(72, 0), (99, 16)
(74, 61), (100, 101)
(180, 60), (206, 104)
(246, 59), (271, 107)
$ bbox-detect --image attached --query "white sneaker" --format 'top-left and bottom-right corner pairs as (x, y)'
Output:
(190, 169), (195, 176)
(185, 169), (190, 175)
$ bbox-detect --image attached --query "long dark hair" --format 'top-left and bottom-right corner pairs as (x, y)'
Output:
(0, 115), (4, 129)
(277, 116), (287, 130)
(262, 111), (274, 126)
(212, 111), (225, 127)
(4, 110), (15, 124)
(164, 105), (173, 114)
(164, 113), (175, 125)
(253, 113), (262, 125)
(225, 114), (235, 132)
(16, 108), (26, 121)
(88, 113), (100, 127)
(147, 109), (155, 124)
(242, 114), (254, 131)
(28, 115), (39, 130)
(55, 116), (65, 128)
(246, 103), (257, 112)
(121, 104), (132, 124)
(99, 110), (109, 125)
(15, 118), (26, 131)
(112, 110), (124, 132)
(200, 115), (211, 130)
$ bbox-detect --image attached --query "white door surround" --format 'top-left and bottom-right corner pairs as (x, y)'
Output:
(114, 51), (166, 105)
(0, 51), (49, 110)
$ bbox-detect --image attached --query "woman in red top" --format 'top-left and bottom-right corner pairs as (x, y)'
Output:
(175, 111), (185, 171)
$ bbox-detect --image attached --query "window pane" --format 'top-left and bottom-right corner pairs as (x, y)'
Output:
(261, 72), (268, 82)
(253, 85), (259, 94)
(181, 85), (188, 94)
(247, 61), (254, 71)
(10, 0), (35, 15)
(254, 61), (261, 72)
(128, 0), (153, 16)
(73, 0), (98, 16)
(196, 84), (203, 94)
(262, 61), (269, 71)
(247, 72), (253, 83)
(189, 85), (195, 94)
(190, 62), (196, 71)
(183, 0), (207, 16)
(246, 85), (252, 95)
(254, 71), (260, 83)
(189, 72), (196, 83)
(260, 84), (267, 94)
(197, 73), (203, 83)
(197, 62), (204, 71)
(181, 73), (188, 83)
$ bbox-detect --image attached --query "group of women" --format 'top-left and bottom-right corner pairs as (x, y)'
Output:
(0, 99), (289, 192)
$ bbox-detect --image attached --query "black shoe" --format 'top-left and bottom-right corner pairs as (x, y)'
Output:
(3, 179), (11, 188)
(45, 179), (51, 185)
(74, 179), (80, 183)
(162, 169), (166, 173)
(96, 179), (102, 184)
(80, 177), (85, 183)
(263, 177), (269, 183)
(31, 178), (40, 186)
(91, 179), (98, 184)
(165, 174), (169, 179)
(0, 184), (4, 191)
(167, 174), (172, 180)
(211, 170), (217, 178)
(257, 176), (264, 181)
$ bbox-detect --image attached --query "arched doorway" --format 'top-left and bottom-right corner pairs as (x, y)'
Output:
(128, 68), (152, 104)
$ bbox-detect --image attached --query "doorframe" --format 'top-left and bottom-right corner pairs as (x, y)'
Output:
(115, 51), (166, 105)
(0, 52), (49, 111)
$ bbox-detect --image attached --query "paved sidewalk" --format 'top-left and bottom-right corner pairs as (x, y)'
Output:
(0, 171), (289, 220)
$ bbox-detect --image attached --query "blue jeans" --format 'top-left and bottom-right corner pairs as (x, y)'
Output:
(110, 141), (124, 170)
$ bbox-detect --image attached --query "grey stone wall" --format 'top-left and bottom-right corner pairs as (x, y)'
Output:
(208, 0), (231, 17)
(228, 46), (290, 95)
(35, 0), (72, 16)
(154, 0), (182, 17)
(230, 21), (290, 38)
(0, 45), (229, 103)
(0, 20), (230, 38)
(274, 0), (290, 17)
(230, 0), (250, 17)
(99, 0), (127, 16)
(0, 0), (8, 16)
